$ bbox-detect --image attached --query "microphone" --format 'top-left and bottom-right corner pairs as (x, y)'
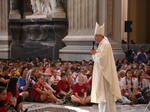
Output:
(92, 41), (95, 50)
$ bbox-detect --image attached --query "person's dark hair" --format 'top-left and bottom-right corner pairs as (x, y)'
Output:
(7, 77), (18, 97)
(125, 69), (132, 75)
(51, 63), (56, 68)
(20, 67), (27, 76)
(3, 66), (9, 72)
(61, 72), (66, 77)
(125, 69), (133, 92)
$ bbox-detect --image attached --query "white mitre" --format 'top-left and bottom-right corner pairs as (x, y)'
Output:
(94, 22), (104, 36)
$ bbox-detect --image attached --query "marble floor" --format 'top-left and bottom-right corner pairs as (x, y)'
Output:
(23, 102), (150, 112)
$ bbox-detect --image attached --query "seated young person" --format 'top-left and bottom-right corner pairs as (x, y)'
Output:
(0, 86), (17, 112)
(6, 77), (23, 112)
(18, 67), (30, 99)
(56, 72), (72, 99)
(0, 66), (10, 87)
(0, 87), (8, 112)
(119, 89), (133, 105)
(71, 75), (91, 105)
(50, 69), (61, 91)
(32, 75), (63, 104)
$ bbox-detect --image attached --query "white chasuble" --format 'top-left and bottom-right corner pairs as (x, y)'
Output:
(91, 37), (121, 105)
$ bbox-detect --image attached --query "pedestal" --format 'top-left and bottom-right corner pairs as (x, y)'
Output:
(110, 40), (125, 59)
(9, 19), (67, 60)
(59, 36), (125, 61)
(26, 15), (48, 19)
(59, 35), (94, 61)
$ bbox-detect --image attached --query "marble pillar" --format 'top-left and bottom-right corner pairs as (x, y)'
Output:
(110, 0), (125, 59)
(60, 0), (125, 61)
(59, 0), (98, 61)
(100, 0), (125, 59)
(0, 0), (9, 59)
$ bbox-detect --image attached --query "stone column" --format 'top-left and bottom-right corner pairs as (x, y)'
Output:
(106, 0), (125, 59)
(98, 0), (125, 59)
(60, 0), (125, 61)
(0, 0), (9, 59)
(113, 0), (128, 43)
(112, 0), (122, 43)
(67, 0), (97, 35)
(97, 0), (105, 25)
(59, 0), (99, 61)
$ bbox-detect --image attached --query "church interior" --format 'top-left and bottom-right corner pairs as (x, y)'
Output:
(0, 0), (150, 112)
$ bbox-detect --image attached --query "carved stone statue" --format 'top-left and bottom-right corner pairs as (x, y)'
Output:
(30, 0), (54, 15)
(30, 0), (37, 14)
(43, 0), (55, 14)
(28, 0), (66, 18)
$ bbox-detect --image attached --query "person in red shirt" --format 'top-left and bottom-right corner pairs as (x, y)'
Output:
(57, 72), (72, 99)
(87, 77), (92, 96)
(71, 75), (91, 105)
(0, 87), (8, 112)
(32, 75), (63, 103)
(6, 77), (23, 112)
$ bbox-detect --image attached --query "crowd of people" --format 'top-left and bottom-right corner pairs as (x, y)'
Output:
(0, 48), (149, 112)
(117, 48), (150, 105)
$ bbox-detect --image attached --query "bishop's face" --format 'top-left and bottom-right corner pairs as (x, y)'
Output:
(94, 35), (104, 43)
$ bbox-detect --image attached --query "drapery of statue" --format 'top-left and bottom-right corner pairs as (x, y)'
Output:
(26, 0), (66, 19)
